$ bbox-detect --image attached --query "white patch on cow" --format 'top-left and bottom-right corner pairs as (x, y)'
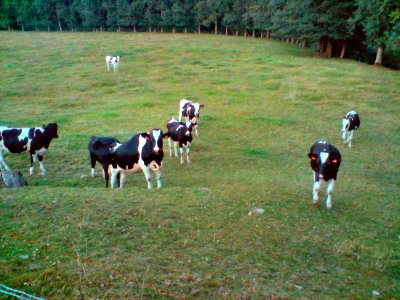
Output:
(312, 179), (320, 204)
(320, 152), (329, 164)
(152, 130), (161, 153)
(168, 117), (178, 124)
(176, 125), (184, 131)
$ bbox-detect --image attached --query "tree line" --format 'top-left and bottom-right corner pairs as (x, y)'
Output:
(0, 0), (399, 67)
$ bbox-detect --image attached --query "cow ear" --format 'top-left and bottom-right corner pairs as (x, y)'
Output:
(142, 133), (150, 139)
(162, 132), (170, 139)
(43, 124), (46, 128)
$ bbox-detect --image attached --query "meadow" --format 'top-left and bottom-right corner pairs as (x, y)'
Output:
(0, 32), (399, 299)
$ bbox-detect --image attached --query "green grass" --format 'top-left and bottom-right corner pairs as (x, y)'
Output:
(0, 32), (399, 299)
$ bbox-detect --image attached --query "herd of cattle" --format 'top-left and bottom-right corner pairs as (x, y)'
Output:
(0, 54), (361, 209)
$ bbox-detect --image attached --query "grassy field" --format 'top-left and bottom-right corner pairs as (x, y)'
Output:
(0, 32), (399, 299)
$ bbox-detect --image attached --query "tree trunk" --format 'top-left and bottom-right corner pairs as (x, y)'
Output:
(252, 30), (255, 37)
(225, 26), (228, 35)
(47, 25), (50, 32)
(1, 171), (28, 188)
(58, 20), (62, 31)
(184, 27), (187, 34)
(8, 25), (11, 31)
(267, 31), (271, 39)
(133, 24), (136, 32)
(198, 25), (200, 34)
(173, 27), (176, 33)
(214, 20), (218, 34)
(21, 24), (24, 31)
(340, 42), (346, 59)
(260, 31), (263, 38)
(374, 46), (383, 65)
(291, 37), (295, 44)
(236, 30), (238, 36)
(326, 40), (332, 58)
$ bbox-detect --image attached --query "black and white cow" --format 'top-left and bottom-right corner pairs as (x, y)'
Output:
(178, 99), (204, 136)
(308, 140), (341, 209)
(105, 55), (120, 72)
(341, 111), (360, 148)
(109, 129), (170, 189)
(166, 117), (196, 164)
(0, 123), (59, 175)
(88, 136), (120, 187)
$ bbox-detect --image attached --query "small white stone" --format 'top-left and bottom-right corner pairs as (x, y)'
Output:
(372, 291), (380, 297)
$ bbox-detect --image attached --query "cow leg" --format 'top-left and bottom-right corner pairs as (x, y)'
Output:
(90, 154), (97, 178)
(342, 130), (346, 143)
(312, 178), (320, 206)
(326, 179), (335, 209)
(120, 171), (127, 188)
(195, 124), (199, 136)
(102, 164), (109, 187)
(140, 164), (153, 189)
(29, 153), (35, 175)
(0, 150), (11, 171)
(186, 145), (191, 164)
(348, 131), (353, 148)
(107, 62), (110, 71)
(179, 145), (184, 164)
(38, 155), (46, 175)
(174, 142), (179, 159)
(110, 167), (119, 188)
(168, 138), (173, 157)
(156, 170), (162, 188)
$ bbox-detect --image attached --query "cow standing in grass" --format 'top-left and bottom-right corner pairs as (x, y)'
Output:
(105, 55), (120, 72)
(88, 136), (120, 187)
(109, 129), (169, 189)
(166, 117), (196, 164)
(0, 123), (59, 175)
(308, 140), (341, 209)
(342, 111), (360, 148)
(178, 99), (204, 136)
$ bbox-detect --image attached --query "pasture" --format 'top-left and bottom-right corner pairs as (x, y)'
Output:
(0, 32), (399, 299)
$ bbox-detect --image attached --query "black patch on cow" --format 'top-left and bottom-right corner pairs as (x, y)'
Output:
(308, 141), (341, 181)
(28, 128), (35, 139)
(2, 129), (29, 153)
(347, 113), (360, 131)
(89, 136), (120, 187)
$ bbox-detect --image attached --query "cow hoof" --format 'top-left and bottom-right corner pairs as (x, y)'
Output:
(312, 201), (319, 207)
(38, 172), (46, 176)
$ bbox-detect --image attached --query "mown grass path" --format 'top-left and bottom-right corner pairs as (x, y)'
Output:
(0, 32), (399, 299)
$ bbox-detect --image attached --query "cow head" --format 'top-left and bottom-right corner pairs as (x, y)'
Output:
(308, 151), (341, 181)
(143, 129), (170, 154)
(191, 103), (204, 123)
(43, 123), (59, 138)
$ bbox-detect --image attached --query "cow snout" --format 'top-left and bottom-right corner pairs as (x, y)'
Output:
(319, 174), (324, 179)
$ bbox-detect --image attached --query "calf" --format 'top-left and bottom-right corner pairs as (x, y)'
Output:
(308, 140), (341, 209)
(0, 123), (59, 175)
(88, 136), (120, 187)
(166, 117), (196, 164)
(105, 55), (120, 72)
(178, 99), (204, 136)
(109, 129), (169, 189)
(341, 111), (360, 148)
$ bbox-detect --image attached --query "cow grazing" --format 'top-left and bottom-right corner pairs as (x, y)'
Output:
(166, 117), (196, 164)
(341, 111), (360, 148)
(178, 99), (204, 136)
(0, 123), (59, 175)
(109, 129), (170, 189)
(88, 136), (120, 187)
(308, 140), (341, 209)
(105, 55), (120, 72)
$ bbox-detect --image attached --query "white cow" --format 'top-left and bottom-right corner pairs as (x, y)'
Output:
(105, 55), (120, 72)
